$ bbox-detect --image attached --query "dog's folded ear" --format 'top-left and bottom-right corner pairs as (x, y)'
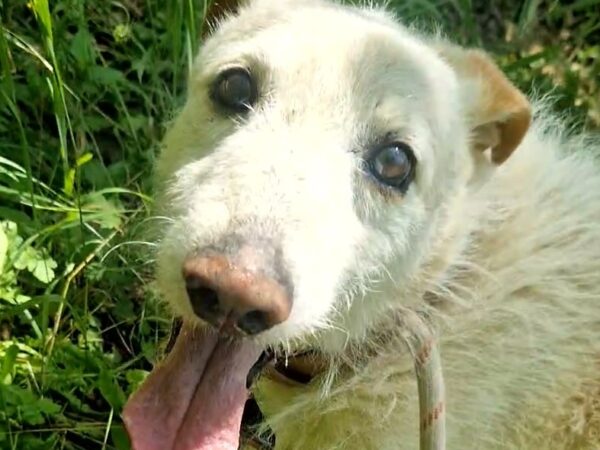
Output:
(439, 46), (532, 165)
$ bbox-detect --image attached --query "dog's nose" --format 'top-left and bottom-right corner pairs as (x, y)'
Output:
(182, 254), (292, 335)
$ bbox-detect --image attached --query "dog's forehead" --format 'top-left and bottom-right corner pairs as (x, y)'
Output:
(198, 3), (454, 108)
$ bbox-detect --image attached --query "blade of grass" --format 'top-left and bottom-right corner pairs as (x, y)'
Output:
(517, 0), (542, 33)
(31, 0), (76, 195)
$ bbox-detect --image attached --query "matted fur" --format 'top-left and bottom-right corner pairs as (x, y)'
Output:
(152, 0), (600, 448)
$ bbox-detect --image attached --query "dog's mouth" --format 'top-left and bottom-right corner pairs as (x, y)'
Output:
(122, 322), (262, 450)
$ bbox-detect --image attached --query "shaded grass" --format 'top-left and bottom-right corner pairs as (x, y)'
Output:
(1, 1), (203, 448)
(0, 0), (599, 448)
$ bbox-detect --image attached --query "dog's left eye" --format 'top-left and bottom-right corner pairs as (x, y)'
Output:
(211, 67), (257, 113)
(367, 142), (416, 191)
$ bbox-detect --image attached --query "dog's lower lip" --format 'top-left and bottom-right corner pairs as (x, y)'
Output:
(246, 349), (275, 388)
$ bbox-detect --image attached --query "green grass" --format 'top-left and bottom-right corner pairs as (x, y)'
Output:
(0, 0), (599, 448)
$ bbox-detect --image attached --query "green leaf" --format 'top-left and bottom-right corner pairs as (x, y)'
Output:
(0, 384), (61, 425)
(82, 193), (123, 229)
(114, 298), (134, 320)
(131, 52), (150, 82)
(125, 369), (148, 395)
(111, 425), (132, 450)
(64, 167), (76, 196)
(32, 0), (53, 41)
(13, 244), (57, 284)
(1, 221), (19, 246)
(88, 66), (125, 85)
(13, 245), (38, 271)
(69, 28), (95, 68)
(31, 256), (57, 284)
(0, 223), (7, 274)
(98, 369), (126, 410)
(0, 345), (19, 384)
(77, 328), (103, 351)
(76, 152), (94, 167)
(3, 294), (60, 317)
(22, 396), (61, 425)
(0, 265), (19, 301)
(128, 115), (148, 131)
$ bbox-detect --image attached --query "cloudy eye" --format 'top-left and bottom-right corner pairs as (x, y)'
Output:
(367, 142), (416, 192)
(211, 67), (257, 112)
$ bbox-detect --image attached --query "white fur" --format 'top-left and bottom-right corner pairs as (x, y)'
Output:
(153, 1), (600, 448)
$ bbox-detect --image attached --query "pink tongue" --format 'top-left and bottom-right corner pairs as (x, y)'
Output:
(122, 324), (261, 450)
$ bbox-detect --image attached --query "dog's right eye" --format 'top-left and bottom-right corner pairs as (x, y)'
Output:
(211, 67), (257, 113)
(367, 142), (416, 193)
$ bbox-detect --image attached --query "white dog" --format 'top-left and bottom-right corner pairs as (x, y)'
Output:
(123, 1), (600, 449)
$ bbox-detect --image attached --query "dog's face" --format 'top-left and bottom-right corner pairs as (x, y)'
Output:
(124, 2), (532, 448)
(153, 0), (531, 350)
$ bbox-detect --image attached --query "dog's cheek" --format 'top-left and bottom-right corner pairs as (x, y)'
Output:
(276, 205), (367, 331)
(154, 96), (231, 195)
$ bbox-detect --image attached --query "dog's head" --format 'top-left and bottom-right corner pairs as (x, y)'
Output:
(124, 2), (531, 448)
(155, 0), (530, 348)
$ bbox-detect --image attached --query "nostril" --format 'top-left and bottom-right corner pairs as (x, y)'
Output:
(182, 253), (292, 334)
(237, 310), (269, 335)
(185, 279), (220, 319)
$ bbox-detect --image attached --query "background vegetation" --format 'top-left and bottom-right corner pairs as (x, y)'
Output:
(1, 0), (598, 448)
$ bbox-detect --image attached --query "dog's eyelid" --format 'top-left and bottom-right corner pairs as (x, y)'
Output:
(217, 62), (253, 75)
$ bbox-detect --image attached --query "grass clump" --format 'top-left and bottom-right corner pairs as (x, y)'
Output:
(1, 0), (599, 448)
(1, 1), (204, 448)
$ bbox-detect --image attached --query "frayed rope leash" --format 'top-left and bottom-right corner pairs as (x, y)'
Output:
(404, 310), (447, 450)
